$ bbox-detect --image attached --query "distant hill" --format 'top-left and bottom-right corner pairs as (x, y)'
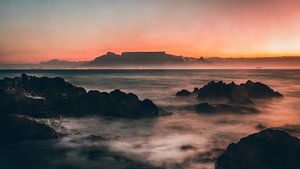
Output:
(39, 59), (87, 68)
(82, 52), (207, 68)
(0, 59), (87, 69)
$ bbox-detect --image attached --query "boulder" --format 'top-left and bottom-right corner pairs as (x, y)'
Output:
(197, 80), (282, 102)
(215, 129), (300, 169)
(0, 115), (57, 143)
(176, 89), (192, 96)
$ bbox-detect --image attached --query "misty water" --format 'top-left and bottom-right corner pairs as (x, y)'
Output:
(1, 69), (300, 169)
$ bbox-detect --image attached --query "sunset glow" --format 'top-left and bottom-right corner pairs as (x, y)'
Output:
(1, 0), (300, 63)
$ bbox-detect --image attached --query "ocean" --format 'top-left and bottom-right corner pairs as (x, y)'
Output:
(1, 69), (300, 169)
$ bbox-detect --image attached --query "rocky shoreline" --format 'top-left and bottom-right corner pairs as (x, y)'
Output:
(0, 74), (164, 118)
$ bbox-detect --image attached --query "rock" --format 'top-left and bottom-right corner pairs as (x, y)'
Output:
(175, 80), (282, 104)
(175, 88), (199, 97)
(195, 103), (259, 114)
(86, 135), (107, 141)
(197, 80), (282, 103)
(195, 103), (214, 112)
(78, 90), (160, 118)
(0, 115), (57, 143)
(176, 89), (192, 96)
(215, 129), (300, 169)
(0, 74), (161, 118)
(180, 144), (196, 151)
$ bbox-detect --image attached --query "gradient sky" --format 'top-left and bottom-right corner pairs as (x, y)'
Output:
(1, 0), (300, 64)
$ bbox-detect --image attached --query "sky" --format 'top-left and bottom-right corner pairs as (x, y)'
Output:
(0, 0), (300, 64)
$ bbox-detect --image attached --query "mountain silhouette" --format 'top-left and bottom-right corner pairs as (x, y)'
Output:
(83, 51), (207, 67)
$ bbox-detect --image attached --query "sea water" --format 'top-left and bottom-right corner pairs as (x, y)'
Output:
(1, 69), (299, 169)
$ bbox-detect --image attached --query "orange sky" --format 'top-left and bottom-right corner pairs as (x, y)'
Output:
(1, 0), (300, 64)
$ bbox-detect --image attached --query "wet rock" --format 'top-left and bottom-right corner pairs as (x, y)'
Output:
(176, 80), (282, 104)
(176, 88), (199, 97)
(0, 74), (162, 118)
(0, 115), (57, 143)
(215, 129), (300, 169)
(176, 89), (192, 96)
(195, 103), (259, 114)
(195, 103), (214, 112)
(197, 80), (282, 103)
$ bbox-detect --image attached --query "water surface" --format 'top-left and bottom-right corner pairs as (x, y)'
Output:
(1, 69), (299, 169)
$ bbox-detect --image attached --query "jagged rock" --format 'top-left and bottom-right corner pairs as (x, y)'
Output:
(197, 80), (282, 103)
(195, 103), (259, 114)
(0, 115), (57, 143)
(215, 129), (300, 169)
(176, 88), (199, 97)
(176, 80), (282, 104)
(0, 74), (161, 118)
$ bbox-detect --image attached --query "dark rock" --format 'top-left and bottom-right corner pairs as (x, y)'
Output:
(215, 129), (300, 169)
(197, 80), (282, 103)
(180, 144), (196, 151)
(0, 115), (57, 143)
(86, 135), (107, 141)
(195, 103), (214, 112)
(176, 89), (192, 96)
(0, 74), (161, 118)
(176, 88), (200, 97)
(195, 103), (259, 114)
(78, 89), (160, 118)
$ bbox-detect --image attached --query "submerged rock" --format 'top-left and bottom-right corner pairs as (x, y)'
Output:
(195, 103), (259, 114)
(0, 74), (161, 118)
(215, 129), (300, 169)
(0, 115), (57, 143)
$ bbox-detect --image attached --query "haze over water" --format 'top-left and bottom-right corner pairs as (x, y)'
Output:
(1, 69), (299, 169)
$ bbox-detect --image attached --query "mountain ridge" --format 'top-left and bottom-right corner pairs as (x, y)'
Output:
(83, 51), (207, 68)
